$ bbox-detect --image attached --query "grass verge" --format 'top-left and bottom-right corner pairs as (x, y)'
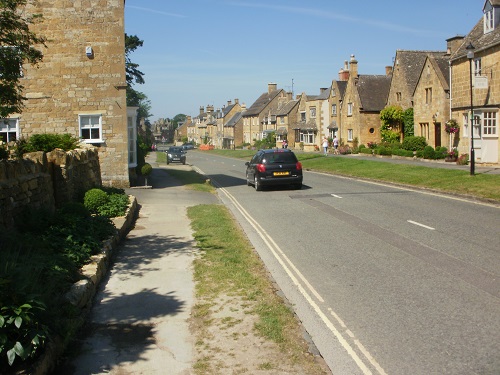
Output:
(188, 204), (325, 373)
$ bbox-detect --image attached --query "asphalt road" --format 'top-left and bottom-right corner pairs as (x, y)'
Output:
(187, 150), (500, 375)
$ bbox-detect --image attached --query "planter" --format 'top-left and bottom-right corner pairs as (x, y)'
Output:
(445, 157), (457, 162)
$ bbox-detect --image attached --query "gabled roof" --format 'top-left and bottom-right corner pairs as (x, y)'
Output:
(357, 75), (391, 112)
(276, 100), (299, 116)
(393, 50), (447, 97)
(243, 89), (283, 117)
(336, 81), (347, 99)
(222, 104), (236, 117)
(224, 112), (243, 127)
(450, 17), (500, 60)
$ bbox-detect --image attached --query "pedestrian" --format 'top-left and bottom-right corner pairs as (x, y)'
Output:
(282, 139), (288, 149)
(322, 137), (329, 156)
(333, 136), (339, 154)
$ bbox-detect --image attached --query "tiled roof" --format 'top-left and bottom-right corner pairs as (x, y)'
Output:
(450, 18), (500, 60)
(276, 100), (299, 116)
(224, 112), (242, 127)
(430, 56), (451, 91)
(337, 81), (347, 99)
(394, 50), (446, 97)
(357, 75), (391, 112)
(294, 118), (317, 130)
(243, 89), (283, 117)
(317, 88), (331, 100)
(222, 104), (235, 117)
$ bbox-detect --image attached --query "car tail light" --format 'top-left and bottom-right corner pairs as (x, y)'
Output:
(296, 162), (302, 170)
(256, 164), (266, 172)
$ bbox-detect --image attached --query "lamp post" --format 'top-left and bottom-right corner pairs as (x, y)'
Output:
(466, 42), (475, 175)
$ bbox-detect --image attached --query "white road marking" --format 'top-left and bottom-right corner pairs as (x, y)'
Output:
(199, 171), (387, 375)
(331, 194), (343, 199)
(407, 220), (435, 230)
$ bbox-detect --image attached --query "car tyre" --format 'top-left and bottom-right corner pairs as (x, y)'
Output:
(246, 173), (251, 186)
(254, 176), (262, 191)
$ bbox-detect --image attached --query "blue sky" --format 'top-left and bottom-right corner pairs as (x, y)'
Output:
(124, 0), (481, 122)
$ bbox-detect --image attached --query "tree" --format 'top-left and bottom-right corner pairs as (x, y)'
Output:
(0, 0), (46, 117)
(380, 105), (404, 143)
(171, 114), (187, 129)
(125, 33), (144, 85)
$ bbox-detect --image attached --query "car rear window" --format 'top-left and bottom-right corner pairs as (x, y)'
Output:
(262, 152), (297, 164)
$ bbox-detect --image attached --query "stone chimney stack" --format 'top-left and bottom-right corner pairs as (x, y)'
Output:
(227, 100), (232, 106)
(385, 66), (393, 76)
(241, 103), (247, 110)
(234, 98), (239, 104)
(338, 60), (350, 81)
(446, 35), (465, 55)
(199, 106), (204, 115)
(268, 82), (277, 94)
(287, 91), (293, 100)
(206, 105), (214, 113)
(349, 55), (358, 78)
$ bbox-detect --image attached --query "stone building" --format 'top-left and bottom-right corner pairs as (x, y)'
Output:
(413, 55), (451, 149)
(5, 0), (133, 187)
(448, 0), (500, 164)
(339, 55), (391, 147)
(327, 69), (348, 142)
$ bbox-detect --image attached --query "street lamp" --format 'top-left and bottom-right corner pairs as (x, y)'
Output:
(466, 42), (475, 175)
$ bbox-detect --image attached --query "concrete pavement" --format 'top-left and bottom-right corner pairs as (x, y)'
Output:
(54, 156), (219, 375)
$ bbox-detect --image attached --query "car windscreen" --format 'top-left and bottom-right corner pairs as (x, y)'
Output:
(169, 147), (182, 152)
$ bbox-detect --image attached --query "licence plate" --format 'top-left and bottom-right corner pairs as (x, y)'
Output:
(273, 171), (290, 176)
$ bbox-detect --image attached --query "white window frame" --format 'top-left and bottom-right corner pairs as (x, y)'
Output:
(79, 114), (103, 143)
(474, 58), (482, 77)
(300, 130), (315, 144)
(482, 111), (497, 137)
(484, 8), (494, 33)
(347, 129), (353, 141)
(310, 107), (316, 118)
(347, 103), (353, 116)
(463, 113), (469, 137)
(331, 104), (337, 116)
(0, 118), (19, 142)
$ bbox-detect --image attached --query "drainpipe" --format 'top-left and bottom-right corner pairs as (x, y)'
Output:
(449, 60), (453, 150)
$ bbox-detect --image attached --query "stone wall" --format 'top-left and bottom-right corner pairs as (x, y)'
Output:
(0, 148), (101, 229)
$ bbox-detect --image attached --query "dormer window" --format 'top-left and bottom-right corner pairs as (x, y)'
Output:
(483, 1), (497, 33)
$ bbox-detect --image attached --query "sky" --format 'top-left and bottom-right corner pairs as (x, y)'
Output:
(124, 0), (482, 122)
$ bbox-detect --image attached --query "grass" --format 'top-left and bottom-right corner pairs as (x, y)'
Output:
(198, 149), (500, 202)
(187, 204), (316, 368)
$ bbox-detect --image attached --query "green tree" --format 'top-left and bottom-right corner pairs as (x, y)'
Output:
(171, 114), (187, 130)
(0, 0), (46, 117)
(125, 33), (144, 85)
(380, 105), (404, 143)
(402, 107), (414, 137)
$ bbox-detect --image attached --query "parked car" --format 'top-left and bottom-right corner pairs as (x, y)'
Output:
(166, 146), (186, 165)
(245, 149), (303, 191)
(182, 143), (195, 150)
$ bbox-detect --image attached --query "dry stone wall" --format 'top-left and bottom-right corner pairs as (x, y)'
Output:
(0, 148), (101, 229)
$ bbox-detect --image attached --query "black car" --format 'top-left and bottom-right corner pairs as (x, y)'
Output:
(166, 146), (186, 165)
(245, 149), (303, 191)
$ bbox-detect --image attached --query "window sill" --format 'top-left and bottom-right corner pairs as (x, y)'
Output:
(83, 139), (104, 145)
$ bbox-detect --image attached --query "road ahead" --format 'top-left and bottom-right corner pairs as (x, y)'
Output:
(188, 150), (500, 375)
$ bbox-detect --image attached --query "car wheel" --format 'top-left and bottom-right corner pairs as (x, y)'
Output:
(246, 173), (251, 186)
(254, 176), (262, 191)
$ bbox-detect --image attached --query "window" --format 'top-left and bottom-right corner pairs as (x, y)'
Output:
(0, 118), (19, 142)
(484, 7), (494, 33)
(425, 88), (432, 104)
(347, 129), (353, 141)
(396, 92), (402, 101)
(300, 111), (306, 122)
(347, 103), (353, 116)
(127, 109), (137, 167)
(420, 123), (429, 140)
(310, 107), (316, 118)
(331, 104), (337, 116)
(474, 58), (482, 76)
(300, 130), (315, 144)
(483, 112), (497, 136)
(463, 113), (469, 137)
(280, 116), (285, 124)
(79, 114), (102, 143)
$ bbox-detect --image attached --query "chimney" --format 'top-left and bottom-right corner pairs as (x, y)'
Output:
(268, 82), (278, 94)
(338, 60), (350, 81)
(287, 91), (293, 100)
(446, 35), (465, 55)
(206, 105), (214, 113)
(227, 100), (232, 106)
(234, 98), (239, 104)
(187, 115), (192, 122)
(349, 54), (358, 78)
(199, 106), (204, 115)
(385, 66), (393, 76)
(241, 103), (247, 110)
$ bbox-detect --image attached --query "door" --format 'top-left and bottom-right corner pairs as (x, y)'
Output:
(434, 123), (441, 148)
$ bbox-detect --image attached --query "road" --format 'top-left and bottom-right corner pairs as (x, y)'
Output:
(187, 150), (500, 375)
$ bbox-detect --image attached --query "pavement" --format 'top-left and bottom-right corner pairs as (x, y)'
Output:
(53, 151), (499, 375)
(54, 153), (219, 375)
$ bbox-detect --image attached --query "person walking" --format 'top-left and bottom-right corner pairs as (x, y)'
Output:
(322, 137), (329, 156)
(333, 136), (339, 154)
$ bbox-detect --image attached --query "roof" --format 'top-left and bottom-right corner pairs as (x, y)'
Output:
(394, 50), (446, 97)
(450, 17), (500, 60)
(357, 75), (391, 112)
(243, 89), (283, 117)
(224, 112), (243, 127)
(276, 100), (299, 116)
(337, 81), (347, 99)
(222, 104), (236, 117)
(294, 118), (317, 130)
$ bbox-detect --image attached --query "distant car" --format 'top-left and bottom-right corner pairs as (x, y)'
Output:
(182, 143), (195, 150)
(166, 146), (186, 165)
(245, 149), (303, 191)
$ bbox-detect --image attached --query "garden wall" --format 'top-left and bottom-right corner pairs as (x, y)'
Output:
(0, 148), (102, 229)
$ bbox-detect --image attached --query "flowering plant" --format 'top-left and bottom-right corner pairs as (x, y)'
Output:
(445, 119), (459, 134)
(447, 148), (458, 158)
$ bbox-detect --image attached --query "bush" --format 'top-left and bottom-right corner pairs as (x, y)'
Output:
(402, 136), (427, 151)
(84, 188), (109, 214)
(141, 163), (152, 176)
(375, 146), (392, 156)
(83, 188), (128, 218)
(15, 134), (80, 156)
(423, 146), (436, 159)
(435, 146), (448, 159)
(0, 145), (8, 160)
(457, 153), (469, 165)
(360, 147), (373, 155)
(392, 149), (415, 157)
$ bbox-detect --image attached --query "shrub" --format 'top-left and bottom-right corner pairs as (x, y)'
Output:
(0, 145), (8, 160)
(423, 146), (436, 159)
(338, 145), (351, 155)
(16, 134), (80, 155)
(98, 194), (129, 218)
(360, 147), (373, 155)
(84, 188), (109, 214)
(141, 163), (152, 176)
(435, 146), (448, 159)
(457, 153), (469, 165)
(358, 144), (366, 150)
(392, 149), (415, 157)
(402, 136), (427, 151)
(375, 146), (392, 156)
